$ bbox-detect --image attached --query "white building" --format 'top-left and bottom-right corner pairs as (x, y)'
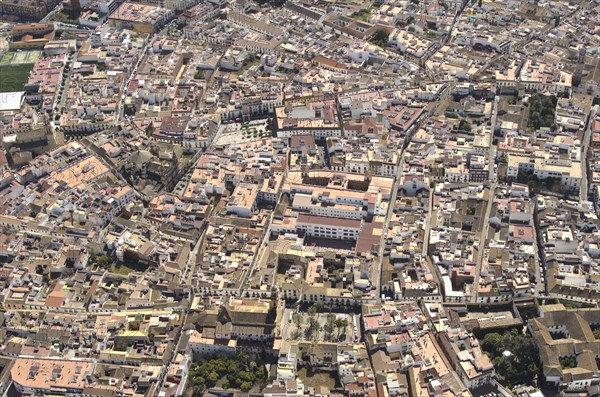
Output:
(296, 214), (362, 240)
(226, 182), (258, 218)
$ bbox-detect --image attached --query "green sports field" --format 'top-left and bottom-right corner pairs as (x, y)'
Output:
(0, 64), (33, 92)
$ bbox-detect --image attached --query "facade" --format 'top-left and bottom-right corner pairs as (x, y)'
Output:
(0, 0), (60, 21)
(296, 214), (362, 240)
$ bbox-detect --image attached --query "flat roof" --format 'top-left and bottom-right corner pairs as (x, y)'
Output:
(0, 92), (24, 111)
(11, 358), (93, 391)
(297, 213), (361, 229)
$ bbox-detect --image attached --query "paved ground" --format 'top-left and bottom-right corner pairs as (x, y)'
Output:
(297, 367), (338, 389)
(213, 119), (271, 146)
(282, 308), (358, 343)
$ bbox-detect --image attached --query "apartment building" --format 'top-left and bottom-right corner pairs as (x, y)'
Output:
(296, 214), (362, 240)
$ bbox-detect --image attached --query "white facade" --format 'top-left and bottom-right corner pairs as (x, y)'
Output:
(296, 215), (362, 240)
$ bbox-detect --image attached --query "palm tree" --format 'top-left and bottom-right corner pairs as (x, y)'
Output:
(292, 312), (302, 331)
(306, 316), (321, 341)
(292, 328), (302, 340)
(324, 313), (336, 341)
(334, 318), (348, 340)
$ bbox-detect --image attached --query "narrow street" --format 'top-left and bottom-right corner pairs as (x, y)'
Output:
(471, 181), (496, 303)
(580, 105), (598, 203)
(472, 97), (499, 303)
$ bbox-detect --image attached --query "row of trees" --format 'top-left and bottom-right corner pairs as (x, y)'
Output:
(517, 170), (564, 194)
(188, 352), (267, 395)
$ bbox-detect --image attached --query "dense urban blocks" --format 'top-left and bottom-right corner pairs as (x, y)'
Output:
(0, 0), (599, 396)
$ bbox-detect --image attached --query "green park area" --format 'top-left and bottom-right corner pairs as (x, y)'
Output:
(0, 50), (40, 92)
(481, 329), (540, 387)
(187, 352), (267, 395)
(527, 93), (558, 131)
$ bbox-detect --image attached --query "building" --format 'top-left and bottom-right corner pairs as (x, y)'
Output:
(136, 0), (198, 11)
(226, 182), (259, 218)
(296, 214), (362, 240)
(219, 47), (249, 71)
(108, 2), (174, 33)
(11, 359), (95, 394)
(275, 101), (342, 139)
(506, 151), (582, 192)
(9, 23), (55, 50)
(0, 0), (60, 22)
(528, 304), (600, 392)
(438, 328), (495, 390)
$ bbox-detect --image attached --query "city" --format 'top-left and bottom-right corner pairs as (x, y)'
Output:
(0, 0), (599, 396)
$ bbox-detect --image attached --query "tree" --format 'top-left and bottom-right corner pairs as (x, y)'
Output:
(481, 332), (503, 353)
(255, 364), (266, 380)
(527, 94), (557, 130)
(305, 317), (318, 339)
(292, 312), (302, 329)
(370, 29), (389, 48)
(481, 330), (540, 386)
(292, 328), (302, 340)
(187, 352), (267, 392)
(311, 320), (322, 340)
(324, 314), (336, 341)
(207, 371), (219, 385)
(518, 305), (539, 321)
(192, 384), (205, 397)
(593, 329), (600, 339)
(458, 120), (472, 132)
(96, 254), (113, 268)
(194, 69), (204, 80)
(240, 382), (252, 392)
(334, 318), (348, 339)
(113, 339), (129, 351)
(559, 356), (577, 369)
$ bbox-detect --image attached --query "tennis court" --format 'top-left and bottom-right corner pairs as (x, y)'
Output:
(0, 50), (41, 65)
